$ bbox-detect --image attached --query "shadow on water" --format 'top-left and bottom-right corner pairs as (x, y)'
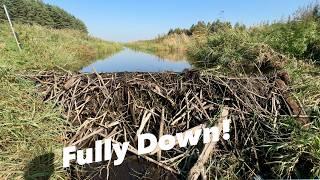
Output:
(24, 153), (54, 180)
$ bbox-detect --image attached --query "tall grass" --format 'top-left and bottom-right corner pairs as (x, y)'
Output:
(187, 4), (320, 101)
(0, 23), (122, 71)
(0, 70), (70, 179)
(188, 19), (320, 67)
(126, 33), (190, 53)
(0, 23), (122, 179)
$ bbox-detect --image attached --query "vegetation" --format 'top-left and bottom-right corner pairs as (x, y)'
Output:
(127, 20), (234, 54)
(185, 5), (320, 66)
(187, 4), (320, 109)
(0, 22), (122, 179)
(0, 23), (122, 71)
(0, 69), (68, 179)
(130, 5), (319, 65)
(127, 33), (191, 52)
(0, 1), (122, 178)
(0, 0), (88, 32)
(128, 3), (320, 179)
(0, 0), (319, 179)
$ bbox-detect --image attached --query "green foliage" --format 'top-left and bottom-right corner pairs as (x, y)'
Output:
(305, 37), (320, 62)
(0, 73), (68, 179)
(0, 0), (87, 32)
(188, 3), (320, 66)
(167, 20), (233, 37)
(207, 20), (233, 33)
(190, 21), (207, 34)
(252, 20), (318, 59)
(188, 29), (251, 66)
(168, 28), (191, 36)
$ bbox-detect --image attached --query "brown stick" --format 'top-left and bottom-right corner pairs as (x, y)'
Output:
(187, 107), (229, 180)
(157, 108), (165, 161)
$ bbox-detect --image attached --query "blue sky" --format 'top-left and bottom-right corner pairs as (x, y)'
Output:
(43, 0), (316, 42)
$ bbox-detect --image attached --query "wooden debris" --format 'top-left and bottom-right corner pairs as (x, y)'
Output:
(28, 70), (302, 179)
(187, 107), (229, 180)
(63, 76), (77, 90)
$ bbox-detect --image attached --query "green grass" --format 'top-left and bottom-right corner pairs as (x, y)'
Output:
(0, 23), (122, 179)
(0, 70), (69, 179)
(0, 23), (122, 71)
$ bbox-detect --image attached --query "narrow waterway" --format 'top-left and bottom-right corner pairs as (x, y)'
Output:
(81, 48), (191, 73)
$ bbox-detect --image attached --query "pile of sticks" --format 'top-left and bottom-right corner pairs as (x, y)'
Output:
(30, 70), (297, 179)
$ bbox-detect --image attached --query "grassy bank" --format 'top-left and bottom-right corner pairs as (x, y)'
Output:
(186, 6), (320, 109)
(126, 4), (320, 178)
(0, 23), (122, 179)
(0, 23), (122, 71)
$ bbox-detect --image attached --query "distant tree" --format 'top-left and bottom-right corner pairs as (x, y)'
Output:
(167, 27), (191, 36)
(208, 20), (232, 32)
(190, 21), (207, 35)
(167, 29), (174, 35)
(314, 4), (320, 20)
(234, 22), (246, 31)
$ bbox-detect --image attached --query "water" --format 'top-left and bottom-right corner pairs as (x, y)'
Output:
(81, 48), (191, 73)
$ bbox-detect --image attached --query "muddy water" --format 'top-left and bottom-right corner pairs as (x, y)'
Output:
(81, 48), (192, 73)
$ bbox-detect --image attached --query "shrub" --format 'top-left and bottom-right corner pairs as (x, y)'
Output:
(252, 21), (318, 58)
(305, 37), (320, 63)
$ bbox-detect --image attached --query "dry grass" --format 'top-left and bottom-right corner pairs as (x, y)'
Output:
(126, 33), (191, 53)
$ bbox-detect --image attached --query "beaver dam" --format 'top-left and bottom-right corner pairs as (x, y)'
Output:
(31, 70), (309, 179)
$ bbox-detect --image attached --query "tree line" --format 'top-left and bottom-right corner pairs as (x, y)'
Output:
(167, 4), (320, 37)
(167, 20), (243, 36)
(0, 0), (87, 33)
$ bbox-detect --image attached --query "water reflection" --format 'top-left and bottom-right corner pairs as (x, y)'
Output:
(81, 48), (192, 73)
(137, 49), (188, 62)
